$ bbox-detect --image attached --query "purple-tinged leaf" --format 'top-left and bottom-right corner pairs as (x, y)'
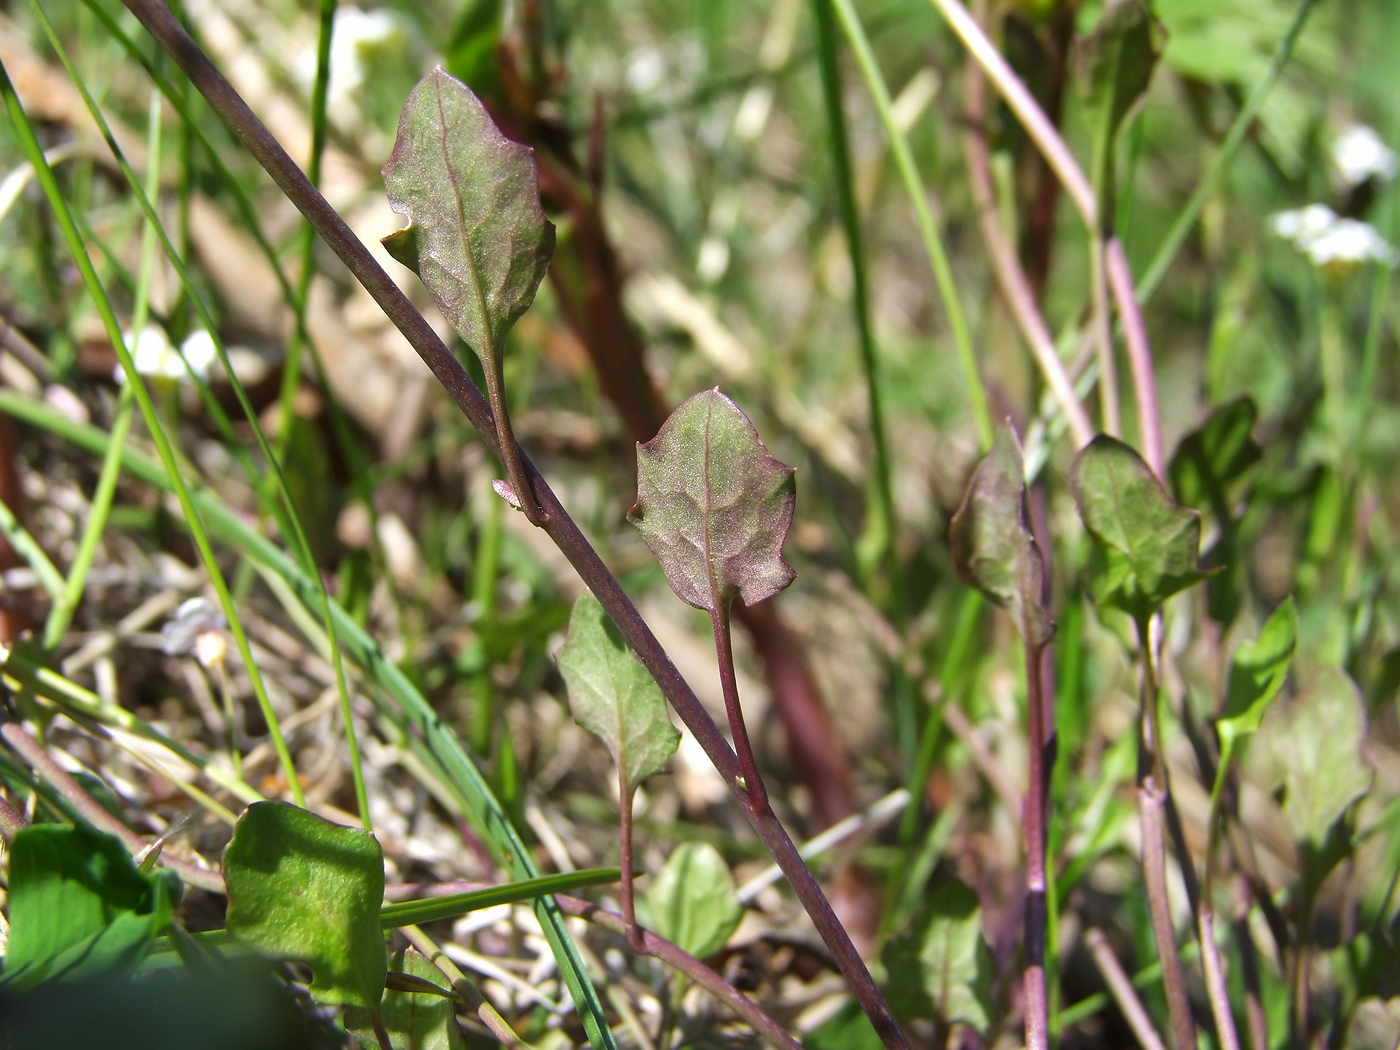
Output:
(381, 68), (554, 368)
(628, 389), (796, 614)
(949, 424), (1054, 648)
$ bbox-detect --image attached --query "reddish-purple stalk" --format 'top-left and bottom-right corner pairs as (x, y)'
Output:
(1106, 239), (1164, 477)
(1022, 636), (1051, 1050)
(388, 880), (804, 1050)
(0, 788), (27, 838)
(1084, 927), (1169, 1050)
(1135, 618), (1200, 1050)
(117, 3), (907, 1046)
(713, 603), (769, 813)
(0, 716), (224, 892)
(618, 770), (643, 953)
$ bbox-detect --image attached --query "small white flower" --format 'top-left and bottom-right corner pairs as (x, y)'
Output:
(162, 596), (227, 662)
(116, 324), (217, 384)
(1269, 204), (1397, 268)
(180, 329), (219, 377)
(1332, 125), (1398, 188)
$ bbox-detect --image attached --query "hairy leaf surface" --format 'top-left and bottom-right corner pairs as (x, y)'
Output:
(382, 68), (554, 366)
(558, 593), (680, 795)
(629, 389), (795, 613)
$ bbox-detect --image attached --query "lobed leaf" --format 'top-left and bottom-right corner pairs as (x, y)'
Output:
(2, 823), (175, 989)
(1246, 668), (1374, 845)
(949, 423), (1054, 648)
(629, 389), (796, 614)
(557, 593), (680, 795)
(224, 801), (387, 1007)
(381, 67), (554, 367)
(640, 842), (745, 960)
(882, 878), (993, 1030)
(1069, 435), (1210, 621)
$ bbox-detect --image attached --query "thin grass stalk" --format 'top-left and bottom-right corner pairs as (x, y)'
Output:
(828, 0), (992, 450)
(35, 3), (373, 827)
(1084, 928), (1169, 1050)
(274, 0), (336, 467)
(0, 53), (306, 808)
(810, 0), (900, 601)
(1106, 239), (1163, 475)
(1088, 236), (1121, 437)
(0, 498), (64, 603)
(1135, 0), (1320, 303)
(962, 60), (1094, 450)
(111, 6), (909, 1041)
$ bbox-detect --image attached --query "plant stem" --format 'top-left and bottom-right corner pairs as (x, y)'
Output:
(1089, 237), (1121, 438)
(1106, 239), (1163, 476)
(1023, 636), (1051, 1050)
(713, 604), (769, 814)
(485, 348), (546, 526)
(117, 4), (906, 1041)
(962, 58), (1094, 450)
(1084, 927), (1168, 1050)
(619, 770), (644, 952)
(1135, 616), (1198, 1050)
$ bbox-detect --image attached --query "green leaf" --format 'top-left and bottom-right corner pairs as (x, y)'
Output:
(1246, 669), (1374, 845)
(3, 823), (174, 989)
(629, 389), (796, 614)
(1218, 597), (1297, 750)
(1168, 398), (1263, 520)
(381, 67), (555, 368)
(1069, 435), (1210, 621)
(881, 878), (993, 1030)
(802, 998), (883, 1050)
(948, 423), (1054, 648)
(558, 593), (681, 795)
(224, 801), (387, 1007)
(380, 868), (621, 928)
(640, 842), (744, 960)
(346, 949), (466, 1050)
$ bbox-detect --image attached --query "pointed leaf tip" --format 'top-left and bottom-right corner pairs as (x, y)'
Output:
(382, 67), (555, 366)
(949, 423), (1054, 647)
(558, 593), (680, 795)
(629, 389), (796, 613)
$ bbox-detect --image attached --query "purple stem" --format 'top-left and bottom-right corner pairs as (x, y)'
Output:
(116, 3), (905, 1045)
(713, 605), (769, 814)
(0, 788), (27, 838)
(1138, 779), (1198, 1050)
(1084, 927), (1168, 1050)
(619, 770), (643, 953)
(1022, 637), (1050, 1050)
(1105, 238), (1164, 477)
(0, 717), (224, 892)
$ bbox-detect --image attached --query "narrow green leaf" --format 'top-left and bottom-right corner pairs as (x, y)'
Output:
(346, 949), (466, 1050)
(949, 423), (1054, 647)
(881, 878), (993, 1030)
(380, 868), (621, 928)
(3, 823), (175, 989)
(629, 389), (796, 614)
(1069, 435), (1210, 620)
(1080, 0), (1162, 139)
(558, 593), (680, 795)
(381, 67), (554, 367)
(1168, 397), (1262, 520)
(1246, 668), (1374, 845)
(224, 802), (386, 1007)
(1218, 597), (1297, 749)
(640, 842), (744, 960)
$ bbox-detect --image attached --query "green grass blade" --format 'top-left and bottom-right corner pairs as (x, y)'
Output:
(0, 497), (65, 601)
(0, 52), (305, 808)
(1136, 0), (1319, 304)
(828, 0), (992, 450)
(0, 391), (620, 1050)
(381, 869), (622, 928)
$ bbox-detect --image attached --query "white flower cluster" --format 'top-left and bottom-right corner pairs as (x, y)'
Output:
(1270, 204), (1397, 268)
(1332, 125), (1398, 188)
(117, 325), (218, 383)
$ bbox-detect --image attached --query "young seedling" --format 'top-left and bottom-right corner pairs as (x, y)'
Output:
(627, 389), (796, 813)
(381, 68), (555, 525)
(949, 422), (1054, 1050)
(558, 592), (681, 949)
(1070, 434), (1212, 1050)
